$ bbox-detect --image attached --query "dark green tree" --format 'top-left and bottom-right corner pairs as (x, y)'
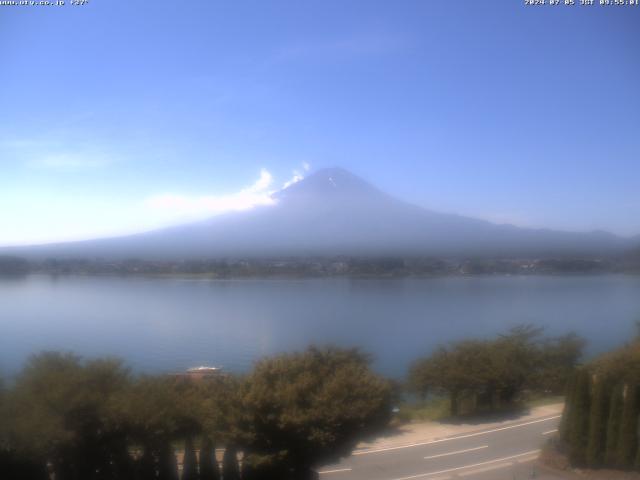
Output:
(240, 452), (286, 480)
(409, 326), (571, 416)
(617, 384), (639, 469)
(567, 369), (590, 466)
(586, 374), (609, 467)
(136, 449), (157, 480)
(537, 333), (585, 394)
(561, 334), (640, 470)
(182, 437), (199, 480)
(222, 446), (240, 480)
(409, 342), (488, 416)
(199, 377), (244, 457)
(559, 372), (577, 443)
(157, 442), (178, 480)
(198, 436), (219, 480)
(121, 376), (198, 477)
(9, 353), (131, 480)
(492, 325), (544, 407)
(605, 384), (624, 467)
(410, 326), (582, 418)
(240, 346), (392, 479)
(240, 454), (255, 480)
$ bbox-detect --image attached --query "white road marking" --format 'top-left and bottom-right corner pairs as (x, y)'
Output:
(424, 445), (488, 460)
(542, 429), (558, 435)
(388, 450), (540, 480)
(353, 415), (560, 455)
(318, 467), (353, 475)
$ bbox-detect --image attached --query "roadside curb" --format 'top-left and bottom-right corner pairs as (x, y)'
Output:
(353, 406), (563, 456)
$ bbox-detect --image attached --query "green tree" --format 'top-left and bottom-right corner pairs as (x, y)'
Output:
(239, 346), (392, 479)
(409, 342), (488, 416)
(182, 436), (199, 480)
(136, 449), (157, 480)
(492, 325), (543, 407)
(617, 384), (639, 468)
(409, 326), (563, 416)
(537, 333), (585, 394)
(561, 335), (640, 470)
(240, 452), (286, 480)
(9, 352), (131, 480)
(567, 369), (590, 466)
(119, 376), (200, 468)
(157, 442), (179, 480)
(586, 374), (609, 467)
(1, 377), (48, 480)
(222, 446), (240, 480)
(199, 377), (245, 452)
(198, 436), (219, 480)
(241, 456), (256, 480)
(605, 384), (624, 466)
(559, 372), (576, 443)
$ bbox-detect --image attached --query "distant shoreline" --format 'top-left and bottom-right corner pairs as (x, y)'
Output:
(2, 254), (639, 278)
(4, 269), (640, 281)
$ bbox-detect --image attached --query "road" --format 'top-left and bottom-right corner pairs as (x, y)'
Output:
(317, 414), (565, 480)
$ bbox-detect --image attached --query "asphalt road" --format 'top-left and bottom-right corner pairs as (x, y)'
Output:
(317, 415), (565, 480)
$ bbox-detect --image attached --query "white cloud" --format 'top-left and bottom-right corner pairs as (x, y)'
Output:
(281, 162), (311, 189)
(246, 168), (273, 193)
(145, 168), (277, 220)
(282, 174), (304, 189)
(2, 166), (309, 246)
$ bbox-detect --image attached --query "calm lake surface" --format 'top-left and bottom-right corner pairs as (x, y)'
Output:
(1, 274), (639, 378)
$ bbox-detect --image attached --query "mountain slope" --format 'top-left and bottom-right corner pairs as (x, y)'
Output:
(5, 168), (633, 259)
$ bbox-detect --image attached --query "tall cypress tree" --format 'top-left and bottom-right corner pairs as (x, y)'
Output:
(199, 437), (219, 480)
(605, 384), (624, 467)
(136, 447), (157, 480)
(635, 431), (640, 471)
(182, 437), (199, 480)
(0, 450), (49, 480)
(222, 446), (240, 480)
(559, 372), (577, 443)
(108, 439), (135, 480)
(158, 443), (179, 480)
(240, 455), (255, 480)
(568, 369), (591, 466)
(617, 384), (640, 469)
(586, 375), (609, 467)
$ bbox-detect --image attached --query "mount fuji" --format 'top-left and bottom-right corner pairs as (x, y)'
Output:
(4, 168), (633, 260)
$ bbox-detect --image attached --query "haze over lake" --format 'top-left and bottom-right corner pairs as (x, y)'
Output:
(2, 274), (639, 378)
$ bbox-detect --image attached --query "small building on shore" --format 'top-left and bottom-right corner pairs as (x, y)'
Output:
(170, 366), (224, 382)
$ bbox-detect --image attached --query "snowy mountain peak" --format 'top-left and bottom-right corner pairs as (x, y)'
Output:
(273, 168), (385, 202)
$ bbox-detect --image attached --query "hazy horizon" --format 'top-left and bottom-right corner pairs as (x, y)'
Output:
(2, 166), (640, 250)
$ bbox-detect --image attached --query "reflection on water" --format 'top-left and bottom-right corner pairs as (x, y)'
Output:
(1, 274), (639, 378)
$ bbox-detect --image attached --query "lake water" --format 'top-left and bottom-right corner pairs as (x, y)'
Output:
(1, 274), (639, 378)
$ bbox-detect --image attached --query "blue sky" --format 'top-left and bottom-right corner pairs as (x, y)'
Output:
(1, 0), (639, 246)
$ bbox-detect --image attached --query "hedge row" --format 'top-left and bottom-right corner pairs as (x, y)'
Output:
(560, 339), (640, 470)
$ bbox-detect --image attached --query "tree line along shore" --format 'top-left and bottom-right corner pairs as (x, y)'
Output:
(2, 254), (640, 277)
(0, 325), (594, 480)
